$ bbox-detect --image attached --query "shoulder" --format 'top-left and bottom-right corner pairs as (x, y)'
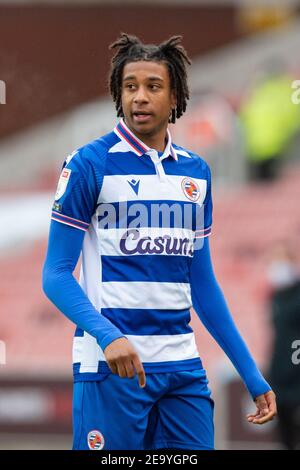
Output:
(173, 143), (211, 177)
(64, 131), (117, 174)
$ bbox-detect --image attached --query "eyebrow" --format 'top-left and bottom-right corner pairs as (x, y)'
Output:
(123, 75), (164, 82)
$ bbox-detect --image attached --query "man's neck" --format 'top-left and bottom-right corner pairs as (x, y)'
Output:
(124, 120), (168, 153)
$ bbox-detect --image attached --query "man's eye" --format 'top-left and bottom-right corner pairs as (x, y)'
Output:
(126, 84), (135, 90)
(150, 84), (160, 90)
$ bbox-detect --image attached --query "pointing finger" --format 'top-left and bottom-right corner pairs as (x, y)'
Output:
(132, 355), (146, 388)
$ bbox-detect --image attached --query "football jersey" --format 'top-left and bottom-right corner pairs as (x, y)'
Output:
(51, 118), (213, 380)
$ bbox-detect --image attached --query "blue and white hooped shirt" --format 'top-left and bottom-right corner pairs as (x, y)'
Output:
(51, 118), (213, 380)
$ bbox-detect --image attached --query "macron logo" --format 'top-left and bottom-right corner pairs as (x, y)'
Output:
(127, 179), (140, 196)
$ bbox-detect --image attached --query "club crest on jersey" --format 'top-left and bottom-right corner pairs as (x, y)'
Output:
(87, 430), (105, 450)
(181, 177), (200, 202)
(55, 168), (71, 201)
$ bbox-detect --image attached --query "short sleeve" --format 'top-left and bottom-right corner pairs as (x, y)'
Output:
(51, 149), (102, 232)
(195, 163), (213, 239)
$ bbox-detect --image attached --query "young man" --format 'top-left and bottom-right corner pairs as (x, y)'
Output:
(42, 34), (277, 450)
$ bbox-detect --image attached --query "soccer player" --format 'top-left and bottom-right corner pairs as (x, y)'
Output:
(42, 34), (277, 450)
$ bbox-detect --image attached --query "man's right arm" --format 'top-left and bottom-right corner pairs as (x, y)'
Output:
(42, 220), (126, 351)
(43, 220), (146, 386)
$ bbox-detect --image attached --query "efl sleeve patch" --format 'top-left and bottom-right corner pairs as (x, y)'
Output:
(55, 168), (72, 201)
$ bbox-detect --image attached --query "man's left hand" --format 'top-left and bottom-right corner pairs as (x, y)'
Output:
(247, 390), (277, 425)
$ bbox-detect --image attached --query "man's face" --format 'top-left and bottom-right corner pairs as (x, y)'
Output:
(121, 60), (176, 138)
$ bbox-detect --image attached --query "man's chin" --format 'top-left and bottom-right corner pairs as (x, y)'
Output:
(126, 118), (154, 135)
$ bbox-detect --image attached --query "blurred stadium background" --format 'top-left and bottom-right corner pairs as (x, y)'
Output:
(1, 0), (300, 450)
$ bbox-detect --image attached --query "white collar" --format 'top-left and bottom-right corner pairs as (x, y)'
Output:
(114, 118), (178, 161)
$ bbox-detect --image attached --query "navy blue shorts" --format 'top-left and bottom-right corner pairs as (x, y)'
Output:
(72, 368), (214, 450)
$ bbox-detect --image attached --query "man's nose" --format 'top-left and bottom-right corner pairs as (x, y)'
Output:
(133, 87), (149, 103)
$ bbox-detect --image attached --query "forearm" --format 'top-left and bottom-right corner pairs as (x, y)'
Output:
(191, 238), (271, 399)
(42, 221), (125, 351)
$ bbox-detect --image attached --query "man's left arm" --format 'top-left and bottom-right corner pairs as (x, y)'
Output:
(190, 236), (277, 424)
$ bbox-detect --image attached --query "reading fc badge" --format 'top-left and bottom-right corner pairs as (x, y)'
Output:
(87, 430), (105, 450)
(181, 177), (200, 202)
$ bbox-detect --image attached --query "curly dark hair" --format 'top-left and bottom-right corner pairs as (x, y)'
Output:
(108, 33), (191, 124)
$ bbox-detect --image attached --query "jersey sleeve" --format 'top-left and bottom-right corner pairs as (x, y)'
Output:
(51, 148), (102, 232)
(190, 236), (272, 399)
(195, 163), (213, 240)
(42, 220), (126, 352)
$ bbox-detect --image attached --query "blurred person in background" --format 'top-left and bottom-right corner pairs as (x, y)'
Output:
(43, 33), (276, 451)
(239, 60), (300, 182)
(267, 240), (300, 449)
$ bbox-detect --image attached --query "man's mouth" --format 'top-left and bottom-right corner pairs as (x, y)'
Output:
(132, 112), (153, 123)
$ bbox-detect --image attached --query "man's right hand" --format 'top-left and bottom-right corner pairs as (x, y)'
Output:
(103, 337), (146, 388)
